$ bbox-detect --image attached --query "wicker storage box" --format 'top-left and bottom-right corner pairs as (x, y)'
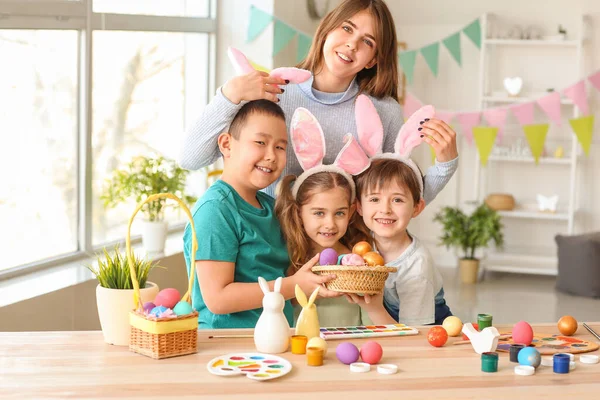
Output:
(485, 193), (515, 211)
(127, 193), (199, 360)
(312, 265), (397, 295)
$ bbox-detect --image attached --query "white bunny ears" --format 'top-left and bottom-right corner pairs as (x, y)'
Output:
(258, 276), (282, 294)
(290, 107), (371, 202)
(227, 47), (311, 83)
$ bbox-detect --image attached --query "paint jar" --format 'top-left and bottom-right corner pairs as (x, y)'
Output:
(306, 346), (324, 366)
(477, 314), (493, 331)
(291, 335), (308, 355)
(553, 353), (570, 374)
(509, 344), (525, 363)
(481, 352), (499, 373)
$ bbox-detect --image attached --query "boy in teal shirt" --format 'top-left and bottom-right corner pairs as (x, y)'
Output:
(183, 100), (336, 329)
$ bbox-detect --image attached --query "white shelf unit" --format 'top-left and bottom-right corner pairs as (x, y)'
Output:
(473, 13), (589, 276)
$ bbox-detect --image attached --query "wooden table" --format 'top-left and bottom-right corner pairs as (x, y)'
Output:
(2, 323), (600, 399)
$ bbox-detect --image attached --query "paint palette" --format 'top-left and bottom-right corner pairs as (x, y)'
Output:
(497, 334), (600, 355)
(320, 323), (419, 340)
(206, 353), (292, 381)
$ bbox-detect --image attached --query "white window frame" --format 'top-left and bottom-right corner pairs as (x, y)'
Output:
(0, 0), (217, 279)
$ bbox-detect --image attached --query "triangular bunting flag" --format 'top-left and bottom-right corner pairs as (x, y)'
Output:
(273, 20), (297, 56)
(297, 33), (312, 63)
(403, 93), (423, 120)
(588, 71), (600, 92)
(457, 112), (481, 145)
(436, 110), (455, 125)
(247, 5), (273, 43)
(509, 102), (535, 126)
(569, 115), (594, 156)
(473, 126), (498, 166)
(462, 18), (481, 49)
(536, 92), (562, 126)
(523, 124), (550, 164)
(563, 81), (589, 116)
(483, 108), (508, 143)
(430, 144), (436, 166)
(398, 50), (417, 84)
(249, 60), (270, 73)
(442, 32), (462, 66)
(420, 42), (440, 77)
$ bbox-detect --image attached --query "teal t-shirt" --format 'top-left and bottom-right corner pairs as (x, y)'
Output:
(183, 180), (293, 329)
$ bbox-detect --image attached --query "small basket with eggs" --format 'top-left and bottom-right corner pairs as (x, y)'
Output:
(312, 241), (397, 295)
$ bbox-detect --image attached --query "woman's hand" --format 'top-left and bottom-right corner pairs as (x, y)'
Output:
(222, 70), (288, 104)
(419, 118), (458, 163)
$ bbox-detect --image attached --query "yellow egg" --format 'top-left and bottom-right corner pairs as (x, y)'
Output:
(352, 241), (373, 256)
(306, 336), (328, 356)
(363, 251), (385, 267)
(442, 316), (463, 337)
(558, 315), (578, 336)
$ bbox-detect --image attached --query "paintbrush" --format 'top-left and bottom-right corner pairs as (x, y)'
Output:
(208, 334), (254, 339)
(453, 334), (512, 346)
(583, 323), (600, 341)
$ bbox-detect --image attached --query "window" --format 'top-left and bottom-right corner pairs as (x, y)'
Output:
(0, 0), (216, 274)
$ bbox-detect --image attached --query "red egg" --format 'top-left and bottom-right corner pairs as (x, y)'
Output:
(512, 321), (534, 346)
(153, 288), (181, 309)
(360, 341), (383, 364)
(427, 326), (448, 347)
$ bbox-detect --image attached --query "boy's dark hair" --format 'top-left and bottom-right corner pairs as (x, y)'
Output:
(228, 99), (286, 139)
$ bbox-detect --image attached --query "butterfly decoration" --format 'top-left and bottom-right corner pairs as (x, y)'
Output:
(536, 194), (558, 213)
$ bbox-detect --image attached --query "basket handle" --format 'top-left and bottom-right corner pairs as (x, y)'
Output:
(127, 193), (198, 310)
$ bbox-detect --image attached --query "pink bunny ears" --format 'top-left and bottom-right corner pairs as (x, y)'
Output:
(353, 94), (435, 197)
(227, 47), (311, 83)
(290, 108), (370, 202)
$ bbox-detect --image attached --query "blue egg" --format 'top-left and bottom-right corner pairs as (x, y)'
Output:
(518, 347), (541, 368)
(173, 301), (194, 316)
(150, 305), (168, 317)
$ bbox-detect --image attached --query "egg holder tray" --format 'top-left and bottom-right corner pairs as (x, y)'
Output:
(311, 265), (397, 295)
(127, 193), (199, 360)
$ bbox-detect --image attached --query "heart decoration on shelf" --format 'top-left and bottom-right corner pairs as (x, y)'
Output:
(503, 77), (523, 97)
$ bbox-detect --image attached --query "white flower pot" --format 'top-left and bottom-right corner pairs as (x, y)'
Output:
(140, 220), (168, 254)
(96, 282), (159, 346)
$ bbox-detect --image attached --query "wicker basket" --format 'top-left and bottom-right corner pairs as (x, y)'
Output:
(127, 193), (199, 360)
(312, 265), (397, 295)
(485, 193), (515, 211)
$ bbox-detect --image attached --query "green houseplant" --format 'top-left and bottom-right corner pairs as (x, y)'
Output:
(87, 244), (161, 346)
(434, 204), (504, 284)
(101, 155), (196, 253)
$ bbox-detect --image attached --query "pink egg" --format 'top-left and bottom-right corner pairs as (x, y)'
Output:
(360, 341), (383, 364)
(319, 248), (338, 266)
(512, 320), (534, 346)
(341, 253), (365, 266)
(153, 288), (180, 309)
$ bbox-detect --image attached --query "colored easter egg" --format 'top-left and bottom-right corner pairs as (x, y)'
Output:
(336, 342), (360, 365)
(154, 288), (180, 309)
(360, 341), (383, 364)
(341, 253), (365, 266)
(442, 316), (463, 337)
(363, 251), (385, 267)
(427, 326), (448, 347)
(173, 301), (194, 316)
(150, 305), (168, 317)
(143, 302), (156, 313)
(307, 336), (328, 356)
(518, 347), (541, 368)
(558, 315), (578, 336)
(352, 241), (372, 256)
(319, 248), (338, 266)
(462, 323), (478, 340)
(512, 321), (534, 346)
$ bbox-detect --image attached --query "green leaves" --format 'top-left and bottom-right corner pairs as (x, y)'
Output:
(433, 204), (504, 260)
(86, 244), (162, 289)
(100, 155), (196, 221)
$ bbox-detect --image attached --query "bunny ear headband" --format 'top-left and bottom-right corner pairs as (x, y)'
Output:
(228, 47), (311, 83)
(290, 108), (371, 202)
(353, 94), (436, 197)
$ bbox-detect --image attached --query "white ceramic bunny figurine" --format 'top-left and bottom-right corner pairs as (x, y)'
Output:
(254, 276), (290, 354)
(295, 285), (320, 340)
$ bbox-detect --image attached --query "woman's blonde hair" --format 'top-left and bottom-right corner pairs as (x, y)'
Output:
(297, 0), (399, 100)
(275, 172), (370, 271)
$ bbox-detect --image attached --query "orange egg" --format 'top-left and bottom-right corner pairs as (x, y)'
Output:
(362, 251), (385, 267)
(557, 315), (578, 336)
(352, 241), (373, 256)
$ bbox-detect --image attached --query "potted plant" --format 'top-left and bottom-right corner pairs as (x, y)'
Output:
(434, 204), (504, 284)
(86, 245), (161, 346)
(101, 155), (196, 253)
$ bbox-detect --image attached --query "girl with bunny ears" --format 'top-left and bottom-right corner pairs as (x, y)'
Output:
(345, 95), (452, 326)
(275, 106), (376, 327)
(180, 0), (458, 204)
